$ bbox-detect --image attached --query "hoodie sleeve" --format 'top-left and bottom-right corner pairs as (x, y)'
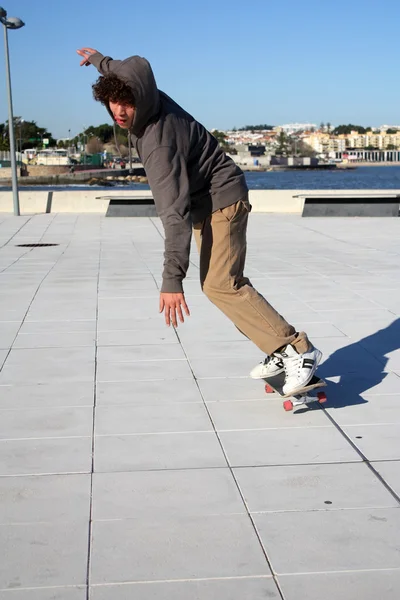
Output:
(88, 52), (122, 75)
(144, 146), (192, 294)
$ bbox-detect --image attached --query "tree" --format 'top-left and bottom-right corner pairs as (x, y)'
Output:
(326, 122), (331, 133)
(86, 136), (104, 154)
(84, 123), (118, 144)
(118, 144), (129, 158)
(0, 118), (56, 150)
(212, 130), (227, 144)
(238, 124), (274, 131)
(320, 122), (325, 131)
(332, 124), (368, 135)
(386, 128), (398, 134)
(275, 131), (290, 156)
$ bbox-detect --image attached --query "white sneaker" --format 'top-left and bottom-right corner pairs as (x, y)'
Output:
(276, 344), (322, 395)
(249, 355), (285, 379)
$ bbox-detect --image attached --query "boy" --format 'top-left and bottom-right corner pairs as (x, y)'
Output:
(77, 47), (322, 394)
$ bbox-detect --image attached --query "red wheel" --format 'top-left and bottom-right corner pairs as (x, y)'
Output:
(283, 400), (293, 412)
(317, 392), (327, 404)
(265, 384), (274, 394)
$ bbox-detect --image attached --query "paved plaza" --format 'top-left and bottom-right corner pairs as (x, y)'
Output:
(0, 212), (399, 599)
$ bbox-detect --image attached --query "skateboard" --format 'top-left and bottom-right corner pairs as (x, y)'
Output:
(263, 372), (327, 411)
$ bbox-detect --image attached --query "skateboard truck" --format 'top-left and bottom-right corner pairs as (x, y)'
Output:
(264, 375), (327, 411)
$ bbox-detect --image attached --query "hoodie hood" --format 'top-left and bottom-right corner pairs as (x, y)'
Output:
(90, 53), (161, 136)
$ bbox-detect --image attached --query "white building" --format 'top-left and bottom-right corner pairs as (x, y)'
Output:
(277, 123), (317, 134)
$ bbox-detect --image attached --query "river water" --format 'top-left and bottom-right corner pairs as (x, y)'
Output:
(2, 165), (400, 192)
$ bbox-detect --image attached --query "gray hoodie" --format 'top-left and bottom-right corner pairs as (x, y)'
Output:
(89, 52), (248, 293)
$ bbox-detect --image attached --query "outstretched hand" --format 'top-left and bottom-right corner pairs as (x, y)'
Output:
(76, 48), (98, 67)
(159, 293), (190, 327)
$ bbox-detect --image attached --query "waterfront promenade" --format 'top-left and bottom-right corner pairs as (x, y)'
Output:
(0, 212), (399, 599)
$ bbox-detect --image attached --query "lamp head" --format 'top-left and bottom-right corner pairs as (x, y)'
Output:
(5, 16), (25, 29)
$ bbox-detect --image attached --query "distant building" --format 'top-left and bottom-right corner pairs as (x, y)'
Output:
(277, 123), (317, 134)
(302, 134), (346, 154)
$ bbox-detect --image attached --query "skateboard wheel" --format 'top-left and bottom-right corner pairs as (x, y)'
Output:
(265, 384), (274, 394)
(317, 392), (327, 404)
(283, 400), (293, 412)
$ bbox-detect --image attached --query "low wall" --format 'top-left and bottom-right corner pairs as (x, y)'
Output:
(0, 189), (399, 215)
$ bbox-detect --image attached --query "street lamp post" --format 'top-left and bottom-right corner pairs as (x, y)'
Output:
(17, 117), (24, 152)
(0, 6), (24, 216)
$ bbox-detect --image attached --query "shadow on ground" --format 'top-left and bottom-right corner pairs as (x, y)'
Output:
(315, 317), (400, 410)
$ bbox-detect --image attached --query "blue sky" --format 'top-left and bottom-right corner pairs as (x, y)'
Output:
(0, 0), (399, 139)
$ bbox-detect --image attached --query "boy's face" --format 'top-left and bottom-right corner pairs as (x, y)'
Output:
(109, 101), (135, 129)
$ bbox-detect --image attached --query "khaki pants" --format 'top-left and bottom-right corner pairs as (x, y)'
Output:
(193, 197), (310, 356)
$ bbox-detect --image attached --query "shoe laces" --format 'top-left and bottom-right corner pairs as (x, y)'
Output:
(282, 354), (302, 378)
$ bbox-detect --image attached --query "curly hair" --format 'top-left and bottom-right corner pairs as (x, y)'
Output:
(92, 73), (136, 106)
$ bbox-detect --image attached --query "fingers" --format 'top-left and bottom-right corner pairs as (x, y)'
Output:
(76, 48), (97, 67)
(176, 304), (184, 324)
(182, 298), (190, 316)
(170, 307), (178, 328)
(159, 293), (190, 328)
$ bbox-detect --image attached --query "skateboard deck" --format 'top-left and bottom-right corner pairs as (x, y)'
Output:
(263, 372), (327, 411)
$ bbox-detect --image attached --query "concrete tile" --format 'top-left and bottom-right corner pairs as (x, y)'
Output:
(90, 577), (278, 600)
(0, 474), (91, 524)
(254, 508), (400, 574)
(0, 437), (92, 476)
(96, 359), (192, 382)
(314, 308), (396, 324)
(0, 322), (20, 348)
(326, 395), (400, 425)
(97, 318), (168, 332)
(96, 379), (202, 406)
(372, 461), (400, 496)
(91, 514), (269, 584)
(175, 322), (245, 343)
(26, 308), (97, 321)
(0, 348), (95, 384)
(305, 299), (378, 312)
(96, 403), (211, 435)
(279, 570), (400, 600)
(0, 407), (93, 440)
(19, 320), (96, 334)
(92, 468), (244, 520)
(220, 427), (361, 467)
(0, 589), (86, 599)
(198, 377), (269, 401)
(191, 358), (256, 379)
(0, 349), (8, 365)
(331, 317), (396, 339)
(13, 332), (96, 348)
(331, 372), (400, 397)
(4, 347), (95, 366)
(0, 522), (88, 589)
(344, 425), (400, 461)
(94, 432), (226, 472)
(234, 463), (397, 512)
(182, 340), (261, 359)
(96, 344), (185, 362)
(0, 382), (94, 409)
(316, 339), (385, 376)
(97, 328), (177, 346)
(0, 362), (95, 385)
(98, 298), (159, 319)
(292, 322), (347, 338)
(207, 399), (330, 430)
